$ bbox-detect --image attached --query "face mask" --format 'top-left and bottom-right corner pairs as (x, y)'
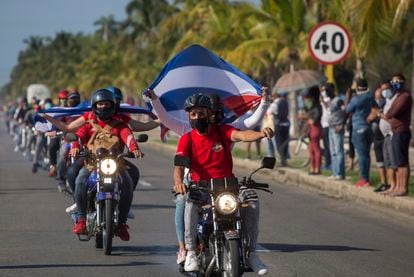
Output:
(190, 117), (210, 133)
(45, 103), (52, 109)
(391, 82), (402, 92)
(381, 89), (393, 99)
(304, 98), (313, 110)
(323, 96), (331, 103)
(376, 98), (386, 108)
(95, 107), (115, 121)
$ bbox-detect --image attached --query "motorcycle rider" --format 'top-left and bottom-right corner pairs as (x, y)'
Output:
(173, 93), (273, 274)
(71, 88), (143, 241)
(145, 87), (270, 265)
(40, 86), (159, 190)
(56, 89), (82, 191)
(48, 90), (69, 177)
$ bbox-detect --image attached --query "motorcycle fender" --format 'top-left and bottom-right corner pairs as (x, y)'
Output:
(224, 230), (240, 240)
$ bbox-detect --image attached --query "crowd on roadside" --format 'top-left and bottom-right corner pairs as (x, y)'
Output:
(250, 74), (412, 197)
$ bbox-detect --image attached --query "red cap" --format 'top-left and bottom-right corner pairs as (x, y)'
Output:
(58, 90), (69, 99)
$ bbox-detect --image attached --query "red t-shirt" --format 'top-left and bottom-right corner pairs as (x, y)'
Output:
(73, 118), (138, 152)
(82, 111), (131, 124)
(176, 124), (236, 182)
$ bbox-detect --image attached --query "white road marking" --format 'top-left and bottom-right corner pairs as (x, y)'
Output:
(139, 180), (153, 187)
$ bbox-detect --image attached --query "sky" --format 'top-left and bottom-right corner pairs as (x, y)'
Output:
(0, 0), (130, 87)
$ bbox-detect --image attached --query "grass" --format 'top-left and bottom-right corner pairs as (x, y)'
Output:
(154, 139), (414, 198)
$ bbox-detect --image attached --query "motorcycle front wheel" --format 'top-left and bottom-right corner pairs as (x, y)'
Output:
(222, 239), (241, 277)
(103, 199), (113, 255)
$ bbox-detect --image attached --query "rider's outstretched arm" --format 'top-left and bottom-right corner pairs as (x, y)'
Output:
(231, 87), (270, 130)
(128, 118), (161, 132)
(40, 114), (85, 132)
(148, 90), (191, 136)
(232, 98), (269, 130)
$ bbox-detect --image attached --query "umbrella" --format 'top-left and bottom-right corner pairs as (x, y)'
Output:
(274, 70), (327, 93)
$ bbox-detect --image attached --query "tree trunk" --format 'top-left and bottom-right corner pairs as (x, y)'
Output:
(289, 62), (298, 137)
(410, 40), (414, 146)
(355, 57), (364, 79)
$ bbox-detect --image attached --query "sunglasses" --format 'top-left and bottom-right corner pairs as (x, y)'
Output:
(390, 80), (403, 85)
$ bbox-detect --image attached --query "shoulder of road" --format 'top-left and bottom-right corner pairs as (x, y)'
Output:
(143, 134), (414, 218)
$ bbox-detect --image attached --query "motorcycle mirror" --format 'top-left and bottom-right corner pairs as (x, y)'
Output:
(136, 134), (148, 143)
(65, 132), (78, 142)
(261, 157), (276, 169)
(249, 157), (276, 179)
(174, 155), (190, 168)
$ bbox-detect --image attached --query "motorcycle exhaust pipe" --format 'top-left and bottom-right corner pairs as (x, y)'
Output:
(205, 255), (216, 277)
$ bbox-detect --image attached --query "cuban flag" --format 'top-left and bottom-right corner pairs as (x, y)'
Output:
(148, 44), (262, 123)
(35, 101), (156, 131)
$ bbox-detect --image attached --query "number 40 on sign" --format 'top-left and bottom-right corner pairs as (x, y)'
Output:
(308, 22), (352, 65)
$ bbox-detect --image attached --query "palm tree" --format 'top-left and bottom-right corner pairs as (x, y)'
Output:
(94, 15), (121, 42)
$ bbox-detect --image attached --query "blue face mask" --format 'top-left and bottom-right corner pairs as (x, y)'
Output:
(391, 82), (402, 92)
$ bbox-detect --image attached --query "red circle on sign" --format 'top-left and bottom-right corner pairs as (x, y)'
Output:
(308, 21), (352, 65)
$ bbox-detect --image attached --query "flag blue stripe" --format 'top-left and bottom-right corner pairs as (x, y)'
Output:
(149, 44), (261, 92)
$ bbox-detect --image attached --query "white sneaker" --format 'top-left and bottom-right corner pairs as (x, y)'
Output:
(65, 203), (77, 214)
(184, 250), (199, 271)
(176, 249), (187, 264)
(247, 252), (268, 275)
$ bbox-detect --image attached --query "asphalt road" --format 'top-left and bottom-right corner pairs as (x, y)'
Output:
(1, 124), (414, 277)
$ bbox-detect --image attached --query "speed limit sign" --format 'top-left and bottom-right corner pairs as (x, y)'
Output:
(308, 22), (352, 65)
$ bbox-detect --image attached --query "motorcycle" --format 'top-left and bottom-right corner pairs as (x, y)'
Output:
(174, 156), (275, 277)
(74, 133), (148, 255)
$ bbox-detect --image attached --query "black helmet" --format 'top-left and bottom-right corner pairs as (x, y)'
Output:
(105, 86), (123, 111)
(183, 93), (212, 112)
(67, 90), (81, 107)
(91, 88), (116, 120)
(207, 93), (224, 123)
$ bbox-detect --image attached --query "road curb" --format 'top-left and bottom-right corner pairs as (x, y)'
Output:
(144, 140), (414, 217)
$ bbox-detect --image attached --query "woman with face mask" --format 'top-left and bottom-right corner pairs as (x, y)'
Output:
(367, 83), (388, 191)
(303, 86), (323, 175)
(345, 78), (375, 188)
(379, 74), (412, 196)
(320, 83), (335, 171)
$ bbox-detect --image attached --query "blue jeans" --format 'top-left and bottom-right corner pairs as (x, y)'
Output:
(329, 127), (345, 178)
(75, 166), (133, 224)
(174, 194), (186, 244)
(352, 127), (373, 181)
(323, 127), (332, 168)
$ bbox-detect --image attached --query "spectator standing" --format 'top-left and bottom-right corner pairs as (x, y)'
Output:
(344, 85), (357, 170)
(376, 82), (398, 193)
(320, 83), (333, 171)
(327, 85), (346, 180)
(269, 92), (290, 165)
(381, 74), (412, 196)
(367, 85), (387, 191)
(345, 78), (375, 187)
(245, 109), (262, 160)
(303, 86), (323, 175)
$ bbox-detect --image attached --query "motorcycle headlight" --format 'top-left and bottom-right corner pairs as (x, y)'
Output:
(215, 193), (238, 215)
(100, 158), (117, 175)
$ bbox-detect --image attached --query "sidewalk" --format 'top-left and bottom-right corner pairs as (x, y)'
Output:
(143, 130), (414, 218)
